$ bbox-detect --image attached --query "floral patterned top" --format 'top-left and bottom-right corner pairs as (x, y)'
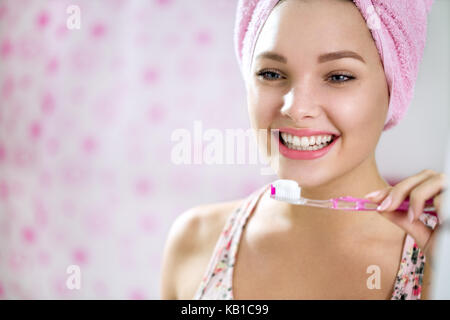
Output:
(193, 183), (437, 300)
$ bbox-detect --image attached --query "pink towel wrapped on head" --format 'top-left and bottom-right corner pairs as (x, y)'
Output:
(233, 0), (434, 131)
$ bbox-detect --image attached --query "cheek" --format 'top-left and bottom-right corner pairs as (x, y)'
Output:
(247, 89), (280, 129)
(326, 81), (388, 133)
(247, 89), (282, 156)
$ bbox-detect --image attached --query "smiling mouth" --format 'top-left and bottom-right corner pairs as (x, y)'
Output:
(278, 133), (337, 151)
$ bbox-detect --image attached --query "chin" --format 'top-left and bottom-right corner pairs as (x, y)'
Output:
(274, 164), (331, 189)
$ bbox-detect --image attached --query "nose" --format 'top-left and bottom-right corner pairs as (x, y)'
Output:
(280, 86), (322, 123)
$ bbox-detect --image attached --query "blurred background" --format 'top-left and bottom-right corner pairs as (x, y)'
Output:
(0, 0), (448, 299)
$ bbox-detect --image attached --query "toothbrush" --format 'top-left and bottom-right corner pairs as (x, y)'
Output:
(270, 179), (437, 216)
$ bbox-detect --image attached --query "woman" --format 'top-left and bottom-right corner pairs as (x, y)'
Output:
(161, 0), (446, 300)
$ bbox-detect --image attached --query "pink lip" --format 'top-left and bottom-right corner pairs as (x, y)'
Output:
(275, 132), (340, 160)
(277, 127), (339, 137)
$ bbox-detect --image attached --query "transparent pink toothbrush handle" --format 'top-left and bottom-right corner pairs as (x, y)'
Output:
(335, 196), (437, 216)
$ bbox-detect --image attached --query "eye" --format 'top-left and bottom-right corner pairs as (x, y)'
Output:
(327, 73), (355, 84)
(256, 69), (285, 81)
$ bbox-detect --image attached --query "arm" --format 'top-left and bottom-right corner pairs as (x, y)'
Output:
(160, 207), (202, 300)
(420, 255), (434, 300)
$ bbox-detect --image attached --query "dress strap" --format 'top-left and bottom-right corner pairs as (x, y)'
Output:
(193, 183), (271, 299)
(391, 234), (426, 299)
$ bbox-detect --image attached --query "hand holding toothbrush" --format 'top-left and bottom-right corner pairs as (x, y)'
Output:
(364, 169), (447, 269)
(270, 169), (447, 299)
(271, 169), (447, 265)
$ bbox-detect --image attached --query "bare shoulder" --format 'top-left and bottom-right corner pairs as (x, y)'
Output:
(168, 198), (245, 251)
(184, 199), (245, 242)
(160, 198), (245, 300)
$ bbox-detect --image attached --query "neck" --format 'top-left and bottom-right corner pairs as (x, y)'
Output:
(299, 153), (390, 200)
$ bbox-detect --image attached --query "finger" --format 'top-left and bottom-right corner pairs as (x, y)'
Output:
(433, 173), (448, 221)
(434, 193), (441, 214)
(432, 192), (446, 225)
(409, 173), (446, 224)
(364, 186), (392, 202)
(374, 169), (437, 213)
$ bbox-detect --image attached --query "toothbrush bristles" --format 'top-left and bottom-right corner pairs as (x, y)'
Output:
(272, 187), (300, 201)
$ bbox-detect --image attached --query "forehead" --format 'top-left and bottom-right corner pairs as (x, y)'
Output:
(253, 0), (375, 62)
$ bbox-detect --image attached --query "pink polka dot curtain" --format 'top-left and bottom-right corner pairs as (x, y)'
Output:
(0, 0), (270, 299)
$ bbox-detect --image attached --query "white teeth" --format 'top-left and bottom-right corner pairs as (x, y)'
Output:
(300, 136), (309, 147)
(280, 132), (336, 151)
(281, 133), (334, 147)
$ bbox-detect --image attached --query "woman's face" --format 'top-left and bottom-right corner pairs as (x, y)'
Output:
(247, 0), (390, 190)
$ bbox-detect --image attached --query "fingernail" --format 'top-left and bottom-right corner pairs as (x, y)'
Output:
(377, 195), (392, 211)
(364, 190), (381, 198)
(408, 207), (415, 223)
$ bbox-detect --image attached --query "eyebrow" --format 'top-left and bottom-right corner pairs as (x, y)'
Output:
(256, 50), (366, 64)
